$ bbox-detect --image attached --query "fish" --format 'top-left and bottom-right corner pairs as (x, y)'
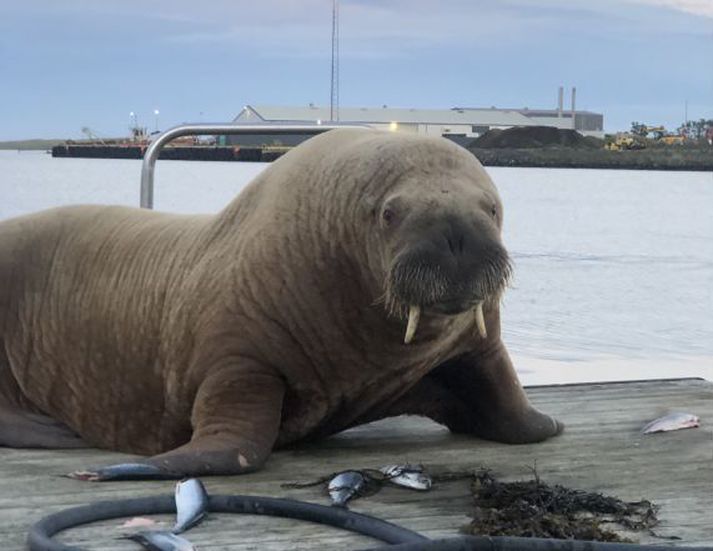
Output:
(125, 531), (196, 551)
(67, 462), (175, 481)
(328, 470), (366, 507)
(380, 464), (432, 491)
(642, 412), (700, 434)
(173, 478), (209, 534)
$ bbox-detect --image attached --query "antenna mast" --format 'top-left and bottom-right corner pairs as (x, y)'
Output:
(330, 0), (339, 121)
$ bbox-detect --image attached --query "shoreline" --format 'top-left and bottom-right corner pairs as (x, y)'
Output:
(514, 353), (713, 387)
(44, 143), (713, 171)
(469, 146), (713, 172)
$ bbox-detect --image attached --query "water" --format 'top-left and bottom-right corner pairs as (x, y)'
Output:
(1, 150), (711, 384)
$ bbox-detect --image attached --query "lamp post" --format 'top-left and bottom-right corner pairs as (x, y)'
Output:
(154, 109), (160, 133)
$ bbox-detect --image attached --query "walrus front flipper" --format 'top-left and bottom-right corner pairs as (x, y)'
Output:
(68, 364), (286, 481)
(0, 405), (89, 449)
(428, 343), (564, 444)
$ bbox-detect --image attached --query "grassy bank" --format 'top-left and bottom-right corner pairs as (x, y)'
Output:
(468, 146), (713, 171)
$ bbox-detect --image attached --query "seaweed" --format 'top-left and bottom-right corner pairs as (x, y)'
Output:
(284, 466), (662, 542)
(462, 469), (659, 542)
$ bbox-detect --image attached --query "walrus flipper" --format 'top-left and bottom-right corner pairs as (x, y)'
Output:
(0, 406), (89, 449)
(426, 344), (564, 444)
(69, 364), (286, 481)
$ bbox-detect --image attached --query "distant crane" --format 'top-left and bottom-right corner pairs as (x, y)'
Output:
(80, 127), (106, 145)
(330, 0), (339, 122)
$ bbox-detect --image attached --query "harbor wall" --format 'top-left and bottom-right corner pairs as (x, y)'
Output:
(51, 145), (286, 162)
(51, 144), (713, 171)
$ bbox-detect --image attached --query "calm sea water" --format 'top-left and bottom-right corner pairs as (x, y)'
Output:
(1, 150), (711, 384)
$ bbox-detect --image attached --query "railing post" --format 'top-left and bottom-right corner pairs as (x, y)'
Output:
(139, 124), (365, 209)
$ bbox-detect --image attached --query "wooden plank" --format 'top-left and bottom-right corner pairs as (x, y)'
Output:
(0, 378), (710, 549)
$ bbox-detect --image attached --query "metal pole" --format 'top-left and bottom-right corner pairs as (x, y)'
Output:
(330, 0), (340, 122)
(139, 123), (365, 209)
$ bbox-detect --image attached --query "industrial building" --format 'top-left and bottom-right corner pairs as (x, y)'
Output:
(228, 89), (603, 146)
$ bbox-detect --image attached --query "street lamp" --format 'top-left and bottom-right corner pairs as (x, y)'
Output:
(154, 109), (160, 132)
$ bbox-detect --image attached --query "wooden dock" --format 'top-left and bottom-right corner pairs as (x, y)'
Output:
(1, 378), (711, 550)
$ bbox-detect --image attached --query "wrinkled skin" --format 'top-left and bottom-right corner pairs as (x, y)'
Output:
(0, 129), (562, 479)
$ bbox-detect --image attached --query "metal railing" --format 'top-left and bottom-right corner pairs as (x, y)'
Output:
(139, 123), (365, 209)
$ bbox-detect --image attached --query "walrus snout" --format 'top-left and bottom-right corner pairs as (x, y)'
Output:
(384, 234), (512, 325)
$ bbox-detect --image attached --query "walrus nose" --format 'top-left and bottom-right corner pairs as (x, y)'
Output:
(445, 234), (464, 256)
(442, 220), (468, 257)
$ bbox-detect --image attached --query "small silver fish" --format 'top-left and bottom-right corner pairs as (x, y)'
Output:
(328, 471), (365, 507)
(67, 462), (174, 481)
(642, 412), (700, 434)
(380, 464), (432, 491)
(173, 478), (209, 534)
(126, 531), (196, 551)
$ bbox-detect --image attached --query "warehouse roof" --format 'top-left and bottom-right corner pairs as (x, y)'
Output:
(453, 107), (602, 117)
(236, 105), (538, 126)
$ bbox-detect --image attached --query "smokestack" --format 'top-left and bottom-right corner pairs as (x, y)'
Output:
(571, 87), (577, 130)
(558, 86), (564, 118)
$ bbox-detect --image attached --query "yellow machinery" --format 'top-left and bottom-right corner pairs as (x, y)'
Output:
(659, 135), (685, 145)
(605, 133), (645, 151)
(643, 125), (685, 145)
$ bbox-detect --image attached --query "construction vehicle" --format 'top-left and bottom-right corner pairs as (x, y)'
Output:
(605, 133), (645, 151)
(643, 125), (685, 145)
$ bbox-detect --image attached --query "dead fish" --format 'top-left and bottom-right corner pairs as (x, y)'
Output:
(328, 470), (365, 507)
(380, 464), (432, 491)
(67, 462), (175, 481)
(125, 531), (196, 551)
(173, 478), (209, 534)
(642, 412), (700, 434)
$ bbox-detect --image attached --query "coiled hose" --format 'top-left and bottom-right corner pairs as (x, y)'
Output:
(28, 494), (713, 551)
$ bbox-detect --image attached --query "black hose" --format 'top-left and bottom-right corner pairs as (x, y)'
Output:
(27, 495), (713, 551)
(27, 493), (428, 551)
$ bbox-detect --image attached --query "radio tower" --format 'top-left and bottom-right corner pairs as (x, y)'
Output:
(330, 0), (340, 121)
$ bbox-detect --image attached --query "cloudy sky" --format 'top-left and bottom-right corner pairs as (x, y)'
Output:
(1, 0), (711, 140)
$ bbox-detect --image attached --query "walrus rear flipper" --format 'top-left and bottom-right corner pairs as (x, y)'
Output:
(68, 363), (286, 481)
(0, 406), (88, 449)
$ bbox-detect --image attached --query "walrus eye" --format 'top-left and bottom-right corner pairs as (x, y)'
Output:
(490, 204), (498, 219)
(382, 208), (396, 226)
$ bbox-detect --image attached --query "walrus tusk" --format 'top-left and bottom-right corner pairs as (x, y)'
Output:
(475, 302), (487, 339)
(404, 305), (421, 344)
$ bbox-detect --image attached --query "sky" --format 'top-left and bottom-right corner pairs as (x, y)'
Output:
(1, 0), (711, 140)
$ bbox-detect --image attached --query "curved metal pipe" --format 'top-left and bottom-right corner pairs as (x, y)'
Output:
(140, 123), (366, 209)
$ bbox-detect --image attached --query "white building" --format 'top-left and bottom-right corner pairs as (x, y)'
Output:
(233, 104), (604, 141)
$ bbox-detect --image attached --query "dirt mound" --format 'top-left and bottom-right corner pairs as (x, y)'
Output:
(470, 126), (600, 149)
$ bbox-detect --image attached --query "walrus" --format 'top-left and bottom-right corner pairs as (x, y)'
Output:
(0, 128), (562, 480)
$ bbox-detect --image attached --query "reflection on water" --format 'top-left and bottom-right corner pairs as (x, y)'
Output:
(1, 152), (711, 383)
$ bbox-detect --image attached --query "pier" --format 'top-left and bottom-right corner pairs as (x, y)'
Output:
(1, 378), (711, 549)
